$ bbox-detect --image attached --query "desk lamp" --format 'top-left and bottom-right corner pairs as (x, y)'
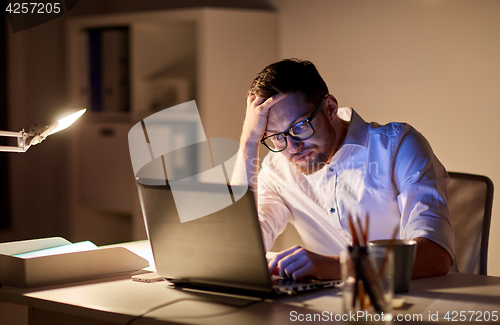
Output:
(0, 108), (86, 153)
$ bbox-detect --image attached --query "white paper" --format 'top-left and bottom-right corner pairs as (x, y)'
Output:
(13, 241), (98, 259)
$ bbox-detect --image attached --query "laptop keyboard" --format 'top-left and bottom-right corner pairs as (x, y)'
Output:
(271, 276), (341, 295)
(271, 276), (327, 285)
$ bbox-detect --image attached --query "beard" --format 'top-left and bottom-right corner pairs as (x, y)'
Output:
(292, 151), (331, 175)
(289, 122), (337, 175)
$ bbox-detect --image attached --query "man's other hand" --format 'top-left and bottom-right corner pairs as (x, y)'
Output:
(267, 245), (341, 280)
(411, 237), (452, 278)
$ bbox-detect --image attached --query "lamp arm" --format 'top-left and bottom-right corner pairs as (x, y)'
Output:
(0, 130), (30, 153)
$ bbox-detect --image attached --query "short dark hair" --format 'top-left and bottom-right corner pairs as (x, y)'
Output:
(248, 58), (329, 105)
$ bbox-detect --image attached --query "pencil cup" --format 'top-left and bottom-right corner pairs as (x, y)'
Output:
(368, 239), (416, 293)
(340, 246), (394, 320)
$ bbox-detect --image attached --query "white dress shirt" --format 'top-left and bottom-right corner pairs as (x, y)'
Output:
(257, 107), (455, 260)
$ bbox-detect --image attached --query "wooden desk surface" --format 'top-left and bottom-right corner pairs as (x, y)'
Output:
(1, 241), (499, 324)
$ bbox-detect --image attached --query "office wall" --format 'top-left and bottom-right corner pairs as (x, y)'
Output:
(270, 0), (500, 276)
(4, 18), (70, 242)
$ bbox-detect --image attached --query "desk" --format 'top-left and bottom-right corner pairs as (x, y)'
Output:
(1, 241), (499, 324)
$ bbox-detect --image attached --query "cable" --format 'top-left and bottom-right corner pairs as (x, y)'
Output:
(125, 296), (263, 325)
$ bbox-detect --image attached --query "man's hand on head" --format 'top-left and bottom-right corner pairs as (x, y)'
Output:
(267, 245), (341, 280)
(231, 93), (288, 188)
(240, 93), (288, 146)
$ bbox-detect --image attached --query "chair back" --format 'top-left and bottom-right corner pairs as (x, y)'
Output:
(448, 172), (493, 275)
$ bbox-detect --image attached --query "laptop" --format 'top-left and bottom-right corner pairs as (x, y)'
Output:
(136, 178), (340, 297)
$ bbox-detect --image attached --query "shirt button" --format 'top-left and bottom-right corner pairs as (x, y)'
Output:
(329, 167), (334, 172)
(330, 208), (335, 213)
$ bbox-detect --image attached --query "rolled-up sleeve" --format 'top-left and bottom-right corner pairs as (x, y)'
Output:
(393, 126), (455, 262)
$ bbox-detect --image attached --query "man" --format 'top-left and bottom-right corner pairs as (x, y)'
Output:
(231, 59), (454, 280)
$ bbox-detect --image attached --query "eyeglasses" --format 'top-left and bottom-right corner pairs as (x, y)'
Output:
(261, 94), (328, 153)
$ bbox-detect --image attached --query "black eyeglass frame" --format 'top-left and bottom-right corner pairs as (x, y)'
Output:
(261, 94), (329, 153)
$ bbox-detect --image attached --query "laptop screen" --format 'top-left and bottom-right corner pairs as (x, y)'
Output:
(136, 180), (273, 293)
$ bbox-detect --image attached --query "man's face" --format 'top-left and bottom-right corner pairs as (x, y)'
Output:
(265, 92), (337, 175)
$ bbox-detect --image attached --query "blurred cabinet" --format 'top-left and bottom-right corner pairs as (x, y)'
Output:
(66, 8), (276, 244)
(78, 123), (133, 210)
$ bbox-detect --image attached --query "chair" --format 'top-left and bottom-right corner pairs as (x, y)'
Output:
(447, 172), (494, 275)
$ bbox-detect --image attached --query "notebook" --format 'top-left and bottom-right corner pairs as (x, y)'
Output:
(136, 178), (340, 297)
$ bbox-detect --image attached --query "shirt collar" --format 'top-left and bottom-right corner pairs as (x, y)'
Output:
(337, 107), (369, 148)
